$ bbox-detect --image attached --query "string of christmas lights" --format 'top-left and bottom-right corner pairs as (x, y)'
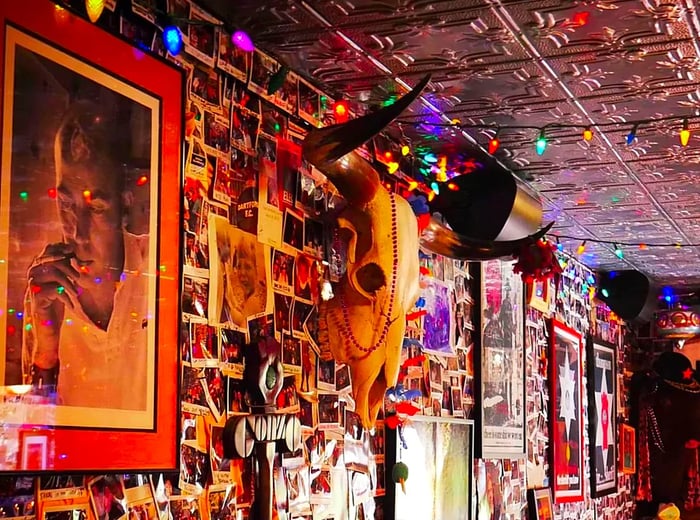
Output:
(548, 235), (700, 261)
(396, 114), (700, 155)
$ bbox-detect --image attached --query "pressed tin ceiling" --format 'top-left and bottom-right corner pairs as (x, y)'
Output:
(202, 0), (700, 286)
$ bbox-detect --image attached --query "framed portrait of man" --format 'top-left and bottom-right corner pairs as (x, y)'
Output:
(0, 0), (182, 471)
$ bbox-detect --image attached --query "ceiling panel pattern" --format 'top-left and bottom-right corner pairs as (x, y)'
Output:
(206, 0), (700, 284)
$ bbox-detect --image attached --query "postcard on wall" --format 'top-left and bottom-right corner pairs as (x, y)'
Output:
(186, 4), (218, 67)
(257, 156), (284, 248)
(298, 78), (321, 125)
(248, 49), (279, 102)
(208, 215), (271, 330)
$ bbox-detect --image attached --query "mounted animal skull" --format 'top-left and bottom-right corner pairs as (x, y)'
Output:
(302, 74), (548, 429)
(302, 76), (430, 430)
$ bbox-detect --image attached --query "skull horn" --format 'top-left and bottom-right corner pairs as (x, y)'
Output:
(420, 218), (555, 260)
(302, 75), (431, 205)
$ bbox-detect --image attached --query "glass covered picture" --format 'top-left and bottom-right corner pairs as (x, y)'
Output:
(587, 336), (617, 497)
(389, 417), (475, 520)
(476, 260), (525, 458)
(550, 320), (584, 503)
(0, 0), (182, 472)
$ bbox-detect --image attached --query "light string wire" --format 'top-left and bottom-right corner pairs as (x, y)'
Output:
(394, 114), (700, 133)
(549, 234), (700, 248)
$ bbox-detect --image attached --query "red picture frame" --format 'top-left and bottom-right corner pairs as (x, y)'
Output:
(549, 320), (584, 503)
(0, 0), (182, 472)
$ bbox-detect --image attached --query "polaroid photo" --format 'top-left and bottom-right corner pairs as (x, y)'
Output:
(277, 376), (300, 414)
(247, 313), (275, 342)
(317, 393), (339, 431)
(212, 158), (233, 206)
(248, 50), (279, 102)
(184, 230), (209, 276)
(335, 364), (351, 393)
(283, 210), (304, 253)
(208, 484), (236, 520)
(185, 137), (207, 182)
(282, 335), (303, 375)
(126, 498), (158, 520)
(441, 382), (452, 414)
(43, 506), (88, 520)
(209, 429), (232, 484)
(202, 368), (226, 422)
(309, 469), (332, 504)
(189, 322), (219, 368)
(180, 415), (198, 448)
(190, 67), (221, 111)
(257, 133), (278, 165)
(294, 254), (315, 302)
(231, 104), (260, 156)
(169, 496), (200, 520)
(306, 429), (325, 469)
(457, 348), (468, 372)
(286, 465), (311, 516)
(291, 299), (313, 339)
(296, 341), (317, 395)
(298, 397), (318, 430)
(178, 320), (189, 366)
(272, 249), (295, 295)
(179, 444), (210, 494)
(274, 292), (292, 334)
(87, 476), (124, 520)
(204, 110), (230, 156)
(259, 151), (280, 209)
(185, 4), (218, 67)
(296, 169), (317, 214)
(227, 378), (247, 416)
(182, 274), (208, 319)
(217, 31), (250, 82)
(260, 101), (288, 139)
(298, 79), (320, 125)
(303, 219), (324, 259)
(287, 121), (307, 147)
(451, 387), (464, 417)
(119, 16), (155, 52)
(273, 70), (299, 114)
(181, 365), (209, 416)
(427, 358), (443, 391)
(220, 328), (245, 378)
(429, 393), (442, 417)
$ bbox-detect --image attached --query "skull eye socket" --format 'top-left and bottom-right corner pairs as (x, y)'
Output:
(355, 262), (386, 294)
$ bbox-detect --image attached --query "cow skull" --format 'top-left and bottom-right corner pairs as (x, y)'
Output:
(302, 76), (430, 430)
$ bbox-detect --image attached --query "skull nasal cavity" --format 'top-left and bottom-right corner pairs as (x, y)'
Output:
(355, 263), (386, 294)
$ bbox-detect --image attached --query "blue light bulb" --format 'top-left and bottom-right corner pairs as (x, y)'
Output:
(163, 26), (183, 56)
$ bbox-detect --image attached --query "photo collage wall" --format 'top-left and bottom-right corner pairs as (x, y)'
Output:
(0, 2), (641, 520)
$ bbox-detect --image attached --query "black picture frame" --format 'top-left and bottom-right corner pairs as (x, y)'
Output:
(472, 260), (527, 459)
(587, 335), (618, 497)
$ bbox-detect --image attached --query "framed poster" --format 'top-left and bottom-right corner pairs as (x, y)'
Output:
(586, 336), (617, 497)
(550, 320), (584, 503)
(0, 0), (183, 471)
(475, 260), (526, 458)
(526, 278), (553, 316)
(620, 424), (636, 474)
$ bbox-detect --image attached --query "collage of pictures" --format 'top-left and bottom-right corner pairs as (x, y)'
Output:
(0, 3), (641, 520)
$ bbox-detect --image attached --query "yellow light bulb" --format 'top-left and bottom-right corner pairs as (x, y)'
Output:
(680, 128), (691, 146)
(583, 127), (593, 141)
(85, 0), (105, 23)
